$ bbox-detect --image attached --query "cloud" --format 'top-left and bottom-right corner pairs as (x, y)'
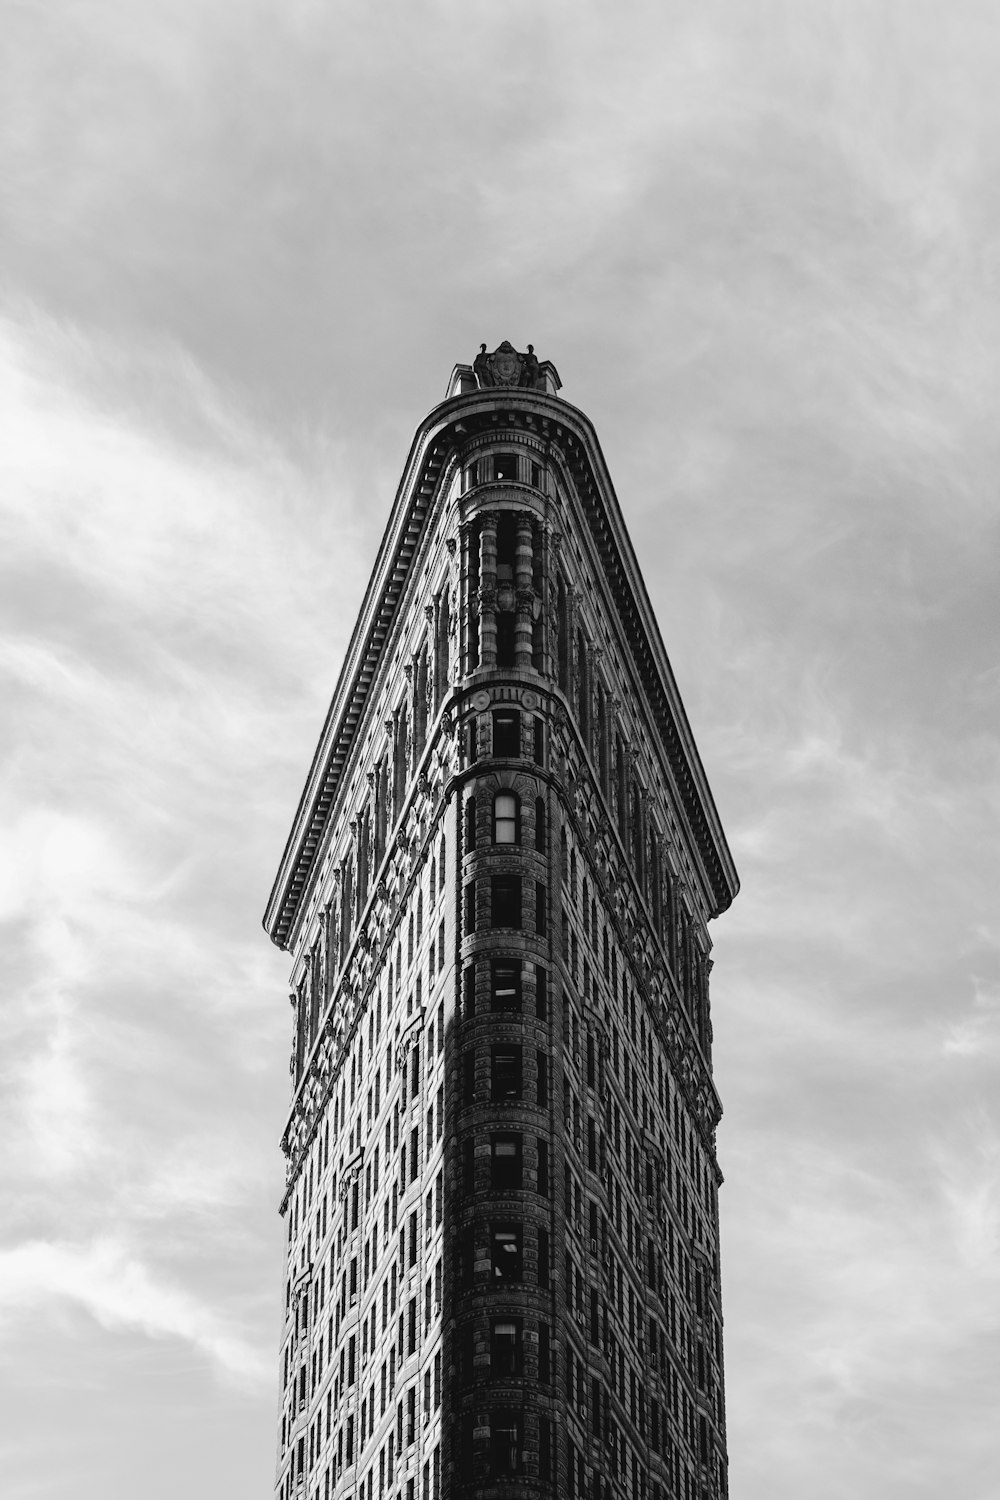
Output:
(0, 1238), (269, 1388)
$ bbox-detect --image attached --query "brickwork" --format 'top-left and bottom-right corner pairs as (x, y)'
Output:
(264, 347), (738, 1500)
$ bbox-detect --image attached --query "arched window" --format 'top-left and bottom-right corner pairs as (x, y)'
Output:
(493, 792), (519, 845)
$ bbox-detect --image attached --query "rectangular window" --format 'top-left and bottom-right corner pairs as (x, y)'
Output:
(537, 1138), (549, 1198)
(493, 452), (519, 482)
(460, 1225), (475, 1286)
(463, 963), (476, 1019)
(464, 882), (476, 934)
(535, 881), (547, 937)
(490, 1412), (522, 1477)
(491, 1318), (522, 1376)
(539, 1415), (552, 1481)
(536, 1050), (548, 1108)
(491, 1223), (523, 1280)
(535, 965), (548, 1021)
(491, 1045), (522, 1101)
(492, 710), (520, 758)
(491, 1134), (522, 1189)
(491, 958), (521, 1012)
(539, 1321), (551, 1383)
(538, 1228), (550, 1288)
(491, 874), (521, 929)
(462, 1050), (475, 1105)
(532, 717), (545, 766)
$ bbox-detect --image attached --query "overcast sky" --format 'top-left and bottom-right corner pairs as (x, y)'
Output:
(2, 2), (998, 1496)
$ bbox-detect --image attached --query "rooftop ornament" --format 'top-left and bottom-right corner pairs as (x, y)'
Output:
(473, 340), (546, 390)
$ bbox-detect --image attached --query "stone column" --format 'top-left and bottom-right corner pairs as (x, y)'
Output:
(478, 512), (498, 668)
(514, 513), (534, 668)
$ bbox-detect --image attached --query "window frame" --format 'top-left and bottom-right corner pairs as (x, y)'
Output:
(492, 791), (520, 845)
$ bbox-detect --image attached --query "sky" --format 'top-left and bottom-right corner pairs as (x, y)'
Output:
(1, 1), (998, 1495)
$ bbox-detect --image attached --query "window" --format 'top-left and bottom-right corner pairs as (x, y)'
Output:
(491, 1223), (522, 1280)
(462, 1050), (475, 1105)
(496, 611), (515, 668)
(466, 459), (479, 489)
(459, 1226), (475, 1286)
(465, 881), (476, 933)
(491, 1045), (522, 1101)
(462, 1138), (475, 1193)
(492, 710), (520, 758)
(532, 716), (545, 765)
(491, 1319), (522, 1376)
(493, 793), (519, 844)
(535, 881), (547, 937)
(534, 797), (546, 852)
(491, 1134), (522, 1189)
(538, 1228), (550, 1288)
(533, 1321), (549, 1385)
(491, 958), (521, 1012)
(537, 1139), (549, 1198)
(535, 965), (548, 1021)
(490, 1412), (522, 1477)
(494, 453), (519, 482)
(531, 462), (541, 488)
(536, 1050), (548, 1107)
(464, 795), (476, 850)
(491, 874), (521, 928)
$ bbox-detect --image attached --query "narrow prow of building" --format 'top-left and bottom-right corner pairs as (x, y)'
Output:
(264, 342), (739, 1500)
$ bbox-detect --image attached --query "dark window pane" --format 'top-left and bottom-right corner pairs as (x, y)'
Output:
(491, 1318), (522, 1376)
(491, 1223), (523, 1280)
(535, 880), (547, 936)
(496, 613), (515, 668)
(492, 711), (520, 758)
(490, 1412), (522, 1476)
(535, 965), (548, 1020)
(491, 1134), (522, 1189)
(491, 874), (521, 929)
(491, 959), (522, 1012)
(538, 1229), (550, 1289)
(491, 1045), (522, 1101)
(535, 796), (546, 852)
(494, 453), (519, 482)
(532, 717), (545, 765)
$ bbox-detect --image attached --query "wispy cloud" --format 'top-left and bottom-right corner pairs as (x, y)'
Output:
(0, 1239), (269, 1388)
(2, 2), (999, 1497)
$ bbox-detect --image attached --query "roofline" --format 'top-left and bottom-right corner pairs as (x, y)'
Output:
(264, 387), (738, 950)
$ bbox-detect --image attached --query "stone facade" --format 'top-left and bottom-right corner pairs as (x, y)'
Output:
(264, 346), (739, 1500)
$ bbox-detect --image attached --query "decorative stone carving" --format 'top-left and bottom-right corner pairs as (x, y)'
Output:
(472, 341), (547, 390)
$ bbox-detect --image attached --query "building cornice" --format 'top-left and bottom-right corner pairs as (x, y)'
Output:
(264, 386), (738, 951)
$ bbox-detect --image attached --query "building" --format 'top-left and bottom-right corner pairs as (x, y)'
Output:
(264, 343), (739, 1500)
